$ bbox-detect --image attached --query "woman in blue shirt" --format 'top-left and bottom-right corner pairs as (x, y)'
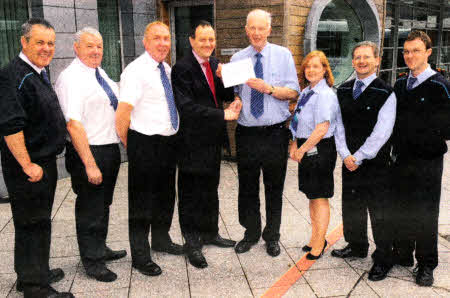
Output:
(289, 50), (339, 260)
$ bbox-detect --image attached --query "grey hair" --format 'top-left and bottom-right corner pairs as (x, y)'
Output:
(21, 18), (54, 41)
(246, 9), (272, 27)
(352, 41), (379, 58)
(74, 27), (102, 44)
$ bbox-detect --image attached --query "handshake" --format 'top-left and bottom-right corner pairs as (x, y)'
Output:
(224, 98), (242, 121)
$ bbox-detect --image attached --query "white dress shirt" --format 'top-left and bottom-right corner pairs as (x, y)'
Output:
(119, 52), (179, 136)
(55, 57), (120, 145)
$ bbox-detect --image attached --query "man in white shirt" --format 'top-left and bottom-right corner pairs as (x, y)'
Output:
(116, 21), (183, 277)
(56, 27), (126, 283)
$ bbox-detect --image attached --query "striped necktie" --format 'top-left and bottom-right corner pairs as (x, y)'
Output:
(353, 80), (364, 99)
(407, 77), (417, 91)
(250, 53), (264, 118)
(158, 63), (178, 130)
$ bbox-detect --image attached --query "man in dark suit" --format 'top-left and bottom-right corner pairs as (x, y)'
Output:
(0, 18), (73, 298)
(171, 21), (241, 269)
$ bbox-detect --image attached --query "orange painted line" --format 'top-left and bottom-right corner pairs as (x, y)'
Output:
(260, 224), (344, 298)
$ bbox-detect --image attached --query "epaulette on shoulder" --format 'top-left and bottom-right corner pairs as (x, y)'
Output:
(18, 72), (34, 90)
(430, 79), (450, 99)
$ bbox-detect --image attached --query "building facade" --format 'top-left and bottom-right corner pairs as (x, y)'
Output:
(1, 0), (450, 196)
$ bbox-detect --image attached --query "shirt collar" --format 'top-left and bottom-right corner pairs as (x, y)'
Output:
(356, 72), (376, 87)
(309, 78), (328, 93)
(144, 51), (161, 70)
(192, 50), (208, 65)
(19, 52), (44, 74)
(73, 57), (97, 74)
(408, 65), (436, 83)
(250, 42), (271, 57)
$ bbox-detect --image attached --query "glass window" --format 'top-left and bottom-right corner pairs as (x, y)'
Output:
(316, 0), (363, 85)
(443, 30), (450, 46)
(381, 49), (394, 69)
(0, 0), (28, 67)
(98, 0), (122, 82)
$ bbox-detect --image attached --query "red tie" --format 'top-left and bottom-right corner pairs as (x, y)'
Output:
(202, 61), (218, 107)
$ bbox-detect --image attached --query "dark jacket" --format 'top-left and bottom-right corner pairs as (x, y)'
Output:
(171, 51), (234, 173)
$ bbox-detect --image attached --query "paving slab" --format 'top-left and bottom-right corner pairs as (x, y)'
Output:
(303, 267), (361, 297)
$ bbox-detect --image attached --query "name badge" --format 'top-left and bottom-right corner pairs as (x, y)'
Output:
(307, 146), (318, 156)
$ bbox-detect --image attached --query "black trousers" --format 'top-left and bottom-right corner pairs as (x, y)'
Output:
(2, 155), (57, 287)
(235, 123), (290, 242)
(392, 156), (443, 269)
(127, 129), (176, 264)
(342, 162), (393, 264)
(65, 142), (120, 269)
(178, 159), (220, 250)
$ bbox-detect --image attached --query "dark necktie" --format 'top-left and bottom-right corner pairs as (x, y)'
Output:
(353, 80), (364, 99)
(290, 90), (315, 132)
(251, 53), (264, 118)
(407, 77), (417, 91)
(202, 61), (218, 107)
(158, 63), (178, 130)
(95, 68), (118, 110)
(41, 69), (51, 86)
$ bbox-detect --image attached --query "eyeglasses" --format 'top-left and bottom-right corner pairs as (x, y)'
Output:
(402, 49), (425, 55)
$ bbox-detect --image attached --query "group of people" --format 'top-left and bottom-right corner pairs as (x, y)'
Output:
(0, 7), (448, 298)
(290, 31), (449, 288)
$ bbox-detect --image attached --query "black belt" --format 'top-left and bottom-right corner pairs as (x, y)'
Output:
(237, 121), (286, 131)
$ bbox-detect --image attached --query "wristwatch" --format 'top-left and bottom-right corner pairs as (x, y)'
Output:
(268, 85), (275, 95)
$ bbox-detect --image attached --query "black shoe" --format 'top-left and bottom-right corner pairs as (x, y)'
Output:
(104, 246), (127, 261)
(302, 245), (312, 252)
(235, 239), (257, 254)
(393, 252), (414, 267)
(86, 265), (117, 282)
(153, 242), (184, 255)
(306, 240), (327, 260)
(368, 262), (393, 281)
(17, 268), (65, 292)
(203, 234), (236, 248)
(266, 241), (281, 257)
(415, 266), (434, 287)
(132, 261), (162, 276)
(24, 285), (74, 298)
(187, 249), (208, 269)
(331, 245), (367, 259)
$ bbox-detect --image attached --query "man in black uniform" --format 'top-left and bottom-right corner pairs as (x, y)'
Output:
(0, 18), (73, 298)
(333, 41), (397, 281)
(392, 30), (450, 287)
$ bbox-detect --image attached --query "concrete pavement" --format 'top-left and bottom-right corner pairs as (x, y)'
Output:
(0, 147), (449, 297)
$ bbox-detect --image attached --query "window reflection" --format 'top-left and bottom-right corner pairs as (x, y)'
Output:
(316, 0), (362, 86)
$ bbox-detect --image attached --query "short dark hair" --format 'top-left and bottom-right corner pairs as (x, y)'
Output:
(189, 20), (213, 39)
(406, 30), (432, 49)
(352, 41), (379, 58)
(21, 18), (54, 41)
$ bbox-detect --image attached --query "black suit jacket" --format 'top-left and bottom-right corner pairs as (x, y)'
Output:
(171, 51), (234, 174)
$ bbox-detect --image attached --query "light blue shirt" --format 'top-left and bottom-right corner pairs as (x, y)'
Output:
(407, 65), (436, 89)
(231, 43), (300, 126)
(335, 74), (397, 165)
(290, 79), (339, 139)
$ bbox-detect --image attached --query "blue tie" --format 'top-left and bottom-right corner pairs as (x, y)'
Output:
(95, 68), (118, 110)
(41, 69), (51, 86)
(158, 63), (178, 130)
(251, 53), (264, 118)
(290, 90), (314, 133)
(353, 80), (364, 99)
(407, 77), (417, 91)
